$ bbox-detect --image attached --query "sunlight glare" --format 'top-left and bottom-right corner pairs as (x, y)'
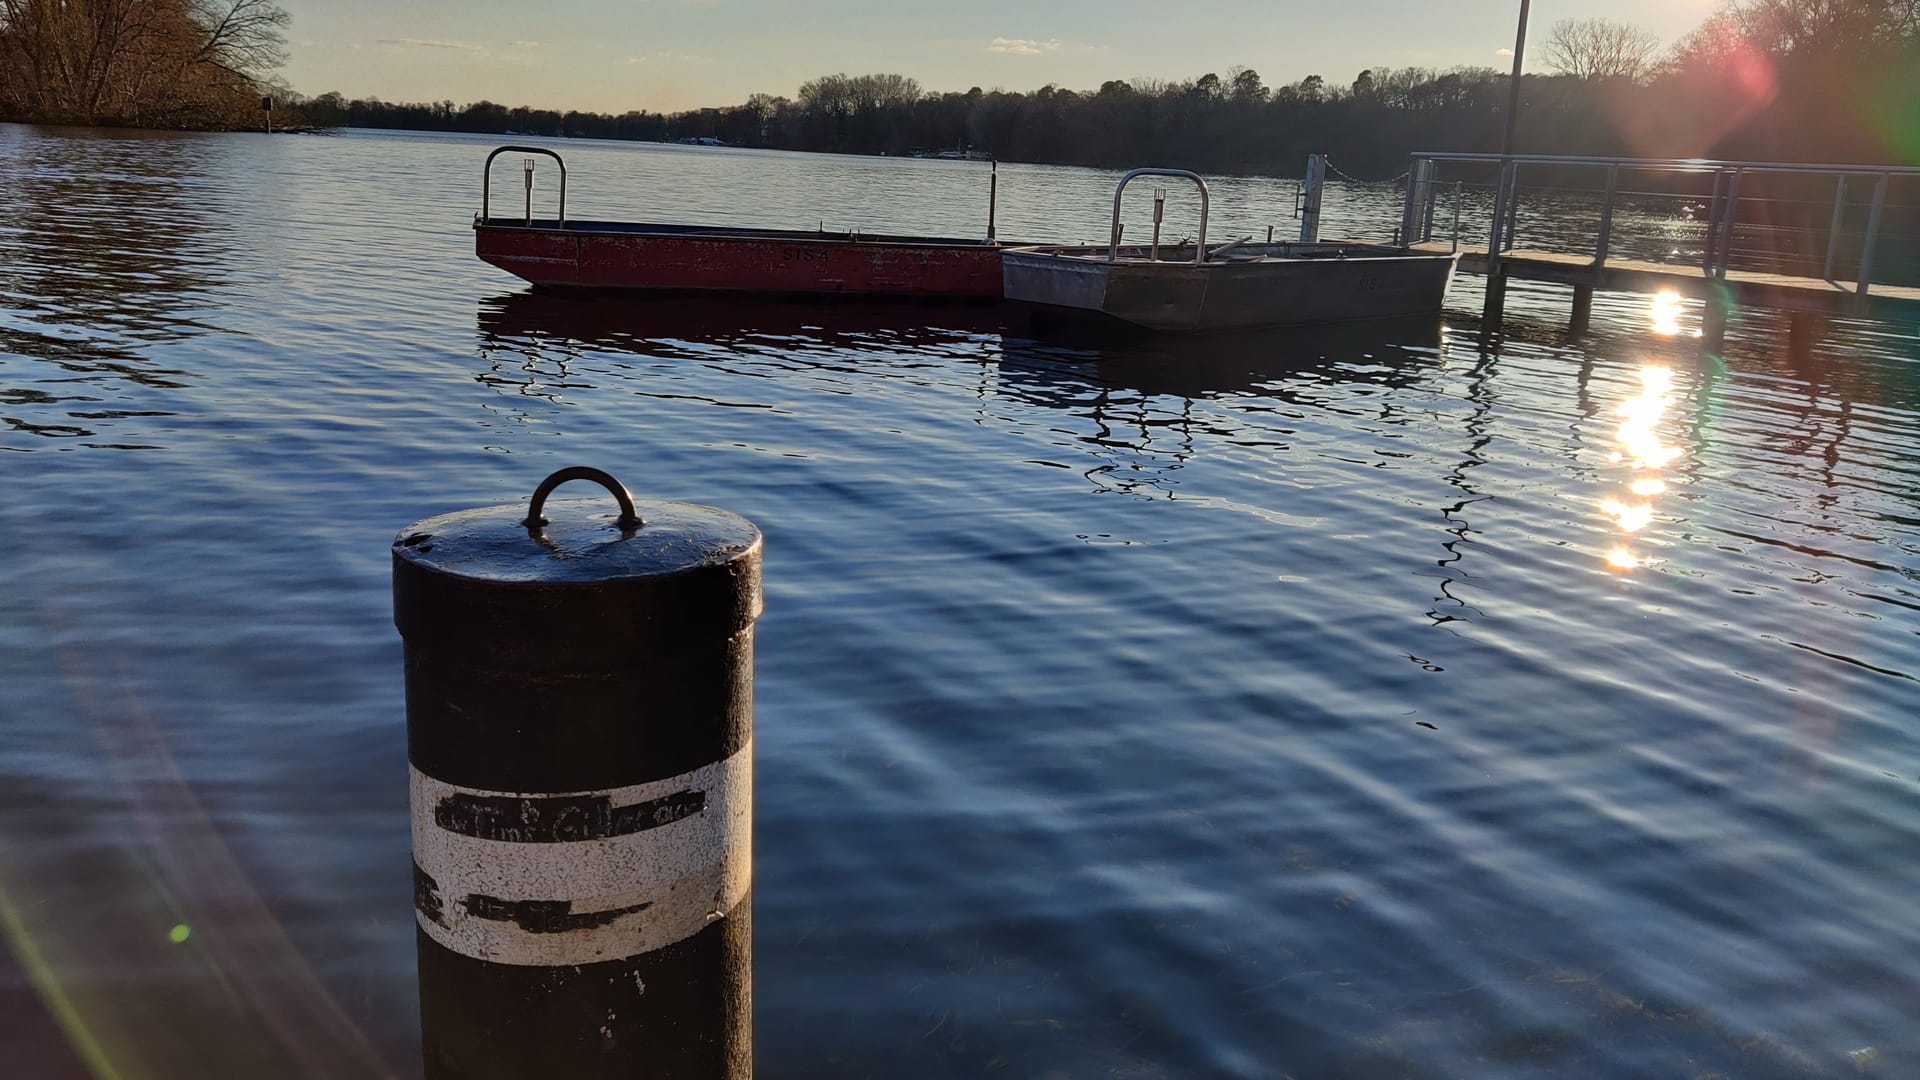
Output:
(1601, 499), (1655, 533)
(1649, 291), (1699, 338)
(1599, 364), (1684, 573)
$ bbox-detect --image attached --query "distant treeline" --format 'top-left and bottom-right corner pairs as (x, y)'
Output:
(0, 0), (289, 129)
(289, 3), (1920, 175)
(10, 0), (1920, 175)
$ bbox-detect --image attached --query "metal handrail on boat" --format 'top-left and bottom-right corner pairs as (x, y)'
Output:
(1110, 169), (1209, 265)
(483, 146), (567, 229)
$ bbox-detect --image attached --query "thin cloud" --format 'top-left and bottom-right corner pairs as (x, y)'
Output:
(627, 51), (716, 65)
(508, 41), (544, 49)
(988, 37), (1062, 56)
(375, 38), (487, 53)
(1496, 47), (1514, 57)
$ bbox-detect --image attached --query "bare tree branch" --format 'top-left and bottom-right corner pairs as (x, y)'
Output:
(1545, 17), (1663, 81)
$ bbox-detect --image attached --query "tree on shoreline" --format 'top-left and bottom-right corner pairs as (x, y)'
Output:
(1544, 18), (1662, 81)
(0, 0), (289, 128)
(14, 2), (1920, 172)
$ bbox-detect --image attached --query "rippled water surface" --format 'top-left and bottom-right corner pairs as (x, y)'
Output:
(3, 125), (1919, 1079)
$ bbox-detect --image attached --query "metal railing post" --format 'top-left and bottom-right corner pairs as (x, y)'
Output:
(1856, 173), (1889, 306)
(1702, 171), (1726, 275)
(1716, 169), (1743, 279)
(1823, 174), (1848, 281)
(1486, 160), (1512, 276)
(1422, 167), (1440, 243)
(1451, 180), (1464, 253)
(1503, 165), (1522, 251)
(1594, 164), (1619, 269)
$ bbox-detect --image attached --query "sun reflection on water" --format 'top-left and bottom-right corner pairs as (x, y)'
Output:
(1603, 365), (1682, 572)
(1649, 290), (1700, 338)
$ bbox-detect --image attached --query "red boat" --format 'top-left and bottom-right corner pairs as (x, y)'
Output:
(475, 146), (1006, 299)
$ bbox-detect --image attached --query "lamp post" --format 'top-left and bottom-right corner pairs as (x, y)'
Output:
(1485, 0), (1531, 322)
(1500, 0), (1531, 161)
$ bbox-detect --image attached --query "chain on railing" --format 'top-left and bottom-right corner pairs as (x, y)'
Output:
(1322, 158), (1411, 187)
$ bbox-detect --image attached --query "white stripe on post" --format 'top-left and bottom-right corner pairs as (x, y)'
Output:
(411, 742), (752, 967)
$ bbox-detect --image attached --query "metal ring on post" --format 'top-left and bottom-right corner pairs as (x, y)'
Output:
(524, 466), (643, 531)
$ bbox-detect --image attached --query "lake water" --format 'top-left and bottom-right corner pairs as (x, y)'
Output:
(2, 124), (1918, 1079)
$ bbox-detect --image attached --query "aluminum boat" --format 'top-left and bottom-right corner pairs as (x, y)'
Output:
(1001, 169), (1460, 331)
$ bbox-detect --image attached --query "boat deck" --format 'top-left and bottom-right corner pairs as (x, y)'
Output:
(482, 218), (998, 248)
(1003, 241), (1459, 332)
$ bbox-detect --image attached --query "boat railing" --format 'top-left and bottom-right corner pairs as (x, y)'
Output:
(483, 146), (568, 229)
(1110, 169), (1208, 265)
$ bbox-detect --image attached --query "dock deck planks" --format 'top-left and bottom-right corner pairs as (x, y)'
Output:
(1409, 242), (1920, 320)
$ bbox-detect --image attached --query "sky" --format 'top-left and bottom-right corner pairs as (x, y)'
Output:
(278, 0), (1727, 113)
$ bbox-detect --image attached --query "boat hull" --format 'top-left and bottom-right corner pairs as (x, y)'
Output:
(477, 221), (1005, 299)
(1002, 245), (1460, 331)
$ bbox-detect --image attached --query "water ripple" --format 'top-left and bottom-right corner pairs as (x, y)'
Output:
(1, 125), (1917, 1078)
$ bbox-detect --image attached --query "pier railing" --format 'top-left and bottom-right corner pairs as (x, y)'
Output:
(1399, 153), (1920, 301)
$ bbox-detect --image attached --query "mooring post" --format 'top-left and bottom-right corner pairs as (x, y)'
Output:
(1702, 291), (1730, 352)
(1400, 158), (1434, 248)
(1570, 286), (1594, 336)
(1299, 154), (1325, 243)
(394, 466), (761, 1080)
(987, 160), (998, 242)
(1788, 311), (1825, 360)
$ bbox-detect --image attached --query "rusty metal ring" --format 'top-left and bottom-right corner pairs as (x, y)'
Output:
(524, 466), (643, 531)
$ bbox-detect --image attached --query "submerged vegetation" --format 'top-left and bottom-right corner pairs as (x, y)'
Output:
(0, 0), (289, 128)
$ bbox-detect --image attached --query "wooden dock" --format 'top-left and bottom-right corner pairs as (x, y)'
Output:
(1411, 242), (1920, 321)
(1385, 152), (1920, 341)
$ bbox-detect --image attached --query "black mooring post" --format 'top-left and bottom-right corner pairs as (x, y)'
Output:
(394, 466), (761, 1080)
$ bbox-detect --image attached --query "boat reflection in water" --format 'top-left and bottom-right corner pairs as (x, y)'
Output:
(476, 289), (1013, 353)
(476, 288), (1448, 511)
(476, 289), (1445, 402)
